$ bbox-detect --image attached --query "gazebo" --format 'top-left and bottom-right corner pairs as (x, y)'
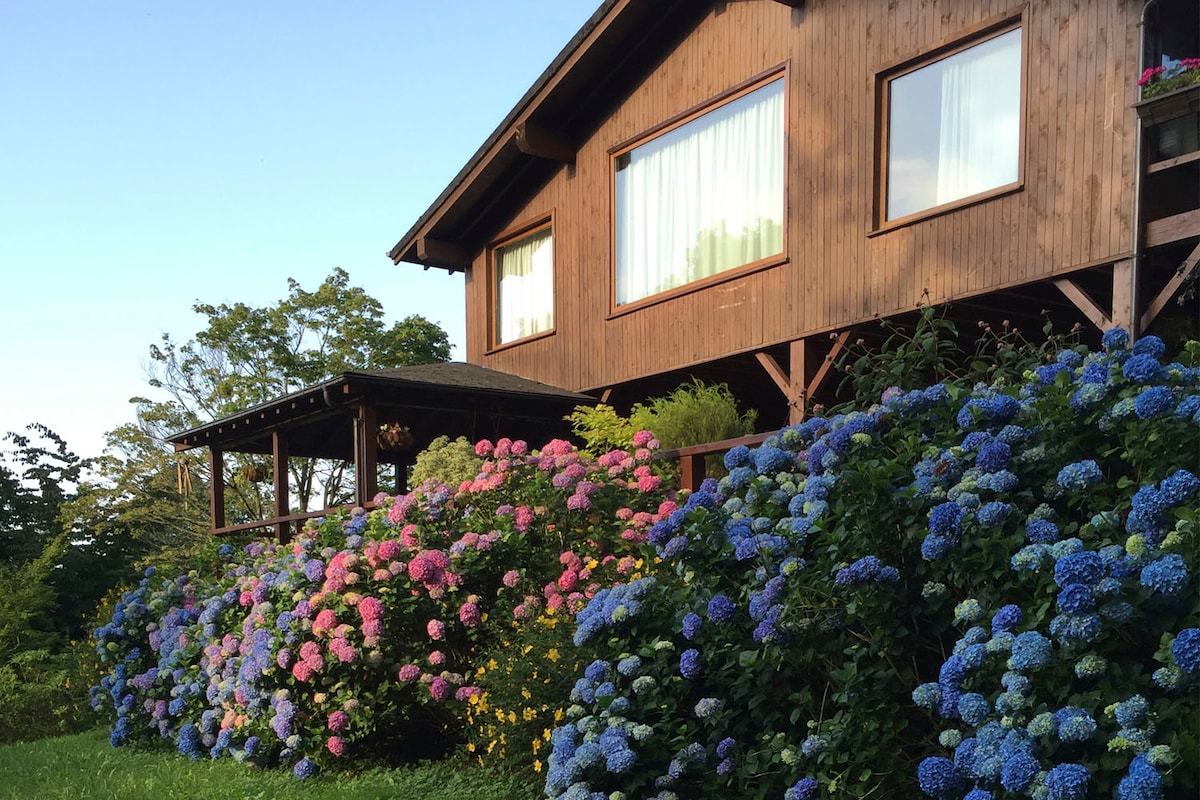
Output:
(169, 362), (593, 542)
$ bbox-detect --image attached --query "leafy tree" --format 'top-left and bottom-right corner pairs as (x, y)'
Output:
(0, 425), (85, 565)
(134, 267), (452, 517)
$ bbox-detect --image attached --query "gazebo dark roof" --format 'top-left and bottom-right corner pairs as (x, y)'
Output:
(169, 363), (594, 542)
(169, 362), (594, 459)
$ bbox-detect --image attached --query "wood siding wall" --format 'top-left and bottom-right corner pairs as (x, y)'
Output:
(464, 0), (1139, 392)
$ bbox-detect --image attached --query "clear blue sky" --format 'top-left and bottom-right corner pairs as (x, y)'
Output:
(0, 0), (598, 459)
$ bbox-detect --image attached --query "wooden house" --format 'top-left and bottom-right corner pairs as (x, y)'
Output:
(389, 0), (1199, 429)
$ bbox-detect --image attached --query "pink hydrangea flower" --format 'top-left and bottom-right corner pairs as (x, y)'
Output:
(514, 506), (534, 531)
(312, 609), (337, 637)
(474, 439), (494, 457)
(326, 735), (346, 756)
(327, 710), (349, 732)
(428, 677), (451, 701)
(428, 650), (446, 666)
(632, 430), (654, 447)
(292, 661), (315, 682)
(398, 664), (421, 682)
(377, 540), (401, 561)
(510, 440), (529, 456)
(427, 619), (446, 640)
(455, 686), (482, 701)
(358, 596), (384, 622)
(458, 602), (481, 627)
(502, 570), (521, 588)
(557, 570), (579, 592)
(566, 493), (591, 511)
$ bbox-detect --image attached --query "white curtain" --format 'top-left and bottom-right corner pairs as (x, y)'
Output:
(615, 78), (784, 306)
(496, 228), (553, 344)
(936, 28), (1022, 205)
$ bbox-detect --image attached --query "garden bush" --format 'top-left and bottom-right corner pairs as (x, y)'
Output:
(89, 435), (672, 778)
(545, 330), (1199, 800)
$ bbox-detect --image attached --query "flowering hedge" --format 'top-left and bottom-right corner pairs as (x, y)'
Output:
(545, 331), (1199, 800)
(89, 436), (672, 778)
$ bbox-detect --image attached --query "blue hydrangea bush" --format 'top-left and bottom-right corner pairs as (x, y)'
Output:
(545, 332), (1199, 800)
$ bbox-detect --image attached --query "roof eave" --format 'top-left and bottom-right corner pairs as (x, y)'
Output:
(387, 0), (628, 270)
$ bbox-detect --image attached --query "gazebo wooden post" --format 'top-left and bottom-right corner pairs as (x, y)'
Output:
(209, 448), (226, 533)
(272, 431), (290, 544)
(355, 402), (379, 506)
(395, 453), (411, 495)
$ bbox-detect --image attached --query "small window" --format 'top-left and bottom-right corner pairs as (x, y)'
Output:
(883, 26), (1022, 222)
(493, 225), (553, 345)
(614, 75), (785, 307)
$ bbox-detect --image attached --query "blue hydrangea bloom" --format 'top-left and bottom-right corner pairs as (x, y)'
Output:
(293, 757), (318, 779)
(707, 594), (736, 623)
(784, 777), (819, 800)
(1172, 628), (1200, 673)
(1011, 631), (1053, 669)
(1057, 459), (1103, 491)
(1135, 386), (1175, 418)
(1057, 583), (1095, 614)
(723, 444), (751, 469)
(1122, 354), (1164, 383)
(918, 756), (964, 799)
(1045, 762), (1090, 800)
(1054, 707), (1097, 742)
(1116, 753), (1163, 800)
(1054, 551), (1104, 588)
(1026, 519), (1060, 544)
(958, 693), (991, 726)
(1102, 327), (1130, 349)
(679, 649), (701, 679)
(681, 612), (702, 640)
(1140, 554), (1189, 596)
(1000, 749), (1039, 792)
(1114, 695), (1149, 727)
(976, 440), (1012, 473)
(1132, 335), (1166, 358)
(991, 604), (1023, 633)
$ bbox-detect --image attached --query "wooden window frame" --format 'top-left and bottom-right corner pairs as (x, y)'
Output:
(607, 65), (789, 317)
(486, 214), (556, 353)
(871, 11), (1028, 234)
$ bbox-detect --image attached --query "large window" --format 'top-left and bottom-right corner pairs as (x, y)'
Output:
(883, 26), (1022, 222)
(493, 225), (553, 345)
(614, 75), (785, 307)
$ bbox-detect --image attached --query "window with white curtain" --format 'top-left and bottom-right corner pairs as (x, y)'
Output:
(493, 225), (553, 345)
(884, 26), (1022, 221)
(614, 75), (785, 306)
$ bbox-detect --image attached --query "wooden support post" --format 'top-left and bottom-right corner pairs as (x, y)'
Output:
(789, 339), (806, 424)
(1111, 259), (1134, 334)
(209, 448), (226, 533)
(355, 402), (379, 507)
(272, 431), (290, 544)
(395, 454), (412, 496)
(679, 453), (705, 493)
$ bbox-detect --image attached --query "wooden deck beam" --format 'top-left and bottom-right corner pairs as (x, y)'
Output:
(1054, 278), (1112, 331)
(515, 122), (575, 163)
(1141, 241), (1200, 332)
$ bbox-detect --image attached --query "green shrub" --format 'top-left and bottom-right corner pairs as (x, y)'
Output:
(409, 435), (483, 489)
(565, 404), (636, 456)
(629, 379), (756, 450)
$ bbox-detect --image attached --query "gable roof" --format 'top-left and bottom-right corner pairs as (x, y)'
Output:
(387, 0), (710, 271)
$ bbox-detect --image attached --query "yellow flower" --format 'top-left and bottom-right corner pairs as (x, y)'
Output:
(507, 711), (517, 724)
(487, 658), (498, 670)
(467, 742), (476, 752)
(533, 759), (542, 772)
(553, 708), (565, 722)
(523, 707), (537, 721)
(547, 648), (560, 662)
(532, 738), (542, 753)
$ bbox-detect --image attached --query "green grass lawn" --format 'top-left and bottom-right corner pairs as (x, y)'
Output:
(0, 728), (543, 800)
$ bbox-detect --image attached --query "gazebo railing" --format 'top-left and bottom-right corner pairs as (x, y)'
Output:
(214, 500), (382, 543)
(657, 432), (773, 492)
